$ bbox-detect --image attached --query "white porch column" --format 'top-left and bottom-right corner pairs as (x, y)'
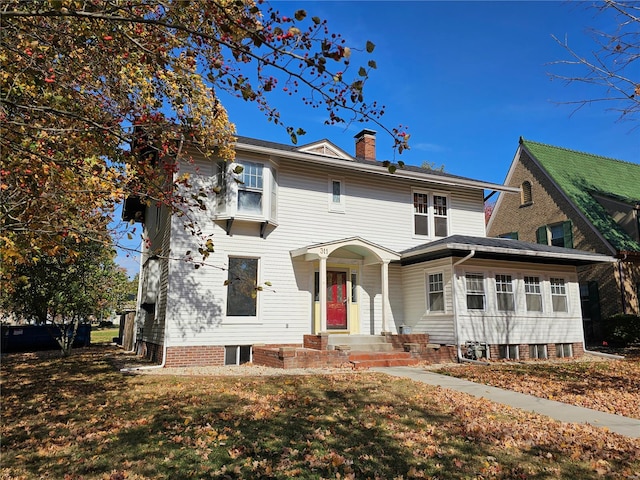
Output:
(319, 254), (328, 332)
(381, 260), (390, 333)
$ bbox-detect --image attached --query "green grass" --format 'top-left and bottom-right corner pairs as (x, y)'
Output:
(1, 345), (638, 479)
(91, 327), (119, 344)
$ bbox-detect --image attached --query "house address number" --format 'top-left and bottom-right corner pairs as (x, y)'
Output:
(319, 247), (329, 255)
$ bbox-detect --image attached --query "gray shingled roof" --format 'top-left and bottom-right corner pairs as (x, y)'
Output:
(401, 235), (614, 266)
(235, 135), (505, 186)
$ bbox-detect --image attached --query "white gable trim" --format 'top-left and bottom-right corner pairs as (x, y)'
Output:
(297, 140), (352, 160)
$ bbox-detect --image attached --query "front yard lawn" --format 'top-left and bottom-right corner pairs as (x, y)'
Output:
(435, 356), (640, 420)
(1, 346), (639, 479)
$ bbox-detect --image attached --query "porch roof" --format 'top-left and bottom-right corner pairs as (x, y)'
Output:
(290, 236), (401, 265)
(400, 235), (616, 266)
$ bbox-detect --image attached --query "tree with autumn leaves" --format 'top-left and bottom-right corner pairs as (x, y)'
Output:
(0, 0), (409, 265)
(1, 0), (410, 349)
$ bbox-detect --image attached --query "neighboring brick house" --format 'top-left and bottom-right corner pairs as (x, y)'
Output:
(488, 138), (640, 344)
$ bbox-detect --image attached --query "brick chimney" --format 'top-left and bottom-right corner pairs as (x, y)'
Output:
(354, 129), (376, 161)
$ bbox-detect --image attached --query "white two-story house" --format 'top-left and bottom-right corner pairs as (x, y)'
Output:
(125, 129), (613, 368)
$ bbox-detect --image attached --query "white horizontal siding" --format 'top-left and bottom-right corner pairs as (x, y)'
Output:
(162, 151), (489, 348)
(401, 258), (456, 343)
(453, 260), (583, 345)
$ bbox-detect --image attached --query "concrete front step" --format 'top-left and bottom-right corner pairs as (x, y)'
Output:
(327, 334), (389, 346)
(348, 351), (420, 369)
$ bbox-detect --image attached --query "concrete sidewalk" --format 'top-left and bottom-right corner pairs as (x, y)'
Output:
(372, 366), (640, 439)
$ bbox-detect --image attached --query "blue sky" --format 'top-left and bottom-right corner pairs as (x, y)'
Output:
(115, 1), (639, 276)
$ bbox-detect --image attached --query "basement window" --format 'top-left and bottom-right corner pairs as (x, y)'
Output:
(498, 344), (519, 360)
(225, 345), (252, 365)
(555, 343), (573, 358)
(529, 344), (547, 359)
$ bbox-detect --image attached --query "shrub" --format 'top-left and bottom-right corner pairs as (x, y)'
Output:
(602, 314), (640, 347)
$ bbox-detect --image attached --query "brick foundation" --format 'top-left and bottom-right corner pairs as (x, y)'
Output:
(253, 346), (350, 369)
(485, 342), (584, 361)
(164, 345), (225, 368)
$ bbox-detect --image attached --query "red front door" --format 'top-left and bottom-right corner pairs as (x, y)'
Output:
(327, 271), (348, 329)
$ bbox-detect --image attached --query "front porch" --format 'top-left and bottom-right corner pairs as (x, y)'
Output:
(252, 333), (457, 369)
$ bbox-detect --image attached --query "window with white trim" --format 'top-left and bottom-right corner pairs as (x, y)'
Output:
(427, 272), (444, 312)
(465, 274), (485, 310)
(215, 160), (277, 223)
(226, 257), (259, 316)
(524, 276), (543, 312)
(550, 278), (568, 312)
(412, 191), (449, 237)
(495, 274), (515, 311)
(328, 178), (345, 213)
(498, 344), (518, 359)
(529, 344), (547, 359)
(238, 161), (263, 215)
(433, 195), (448, 237)
(413, 192), (429, 236)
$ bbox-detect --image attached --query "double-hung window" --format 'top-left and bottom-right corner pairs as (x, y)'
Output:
(466, 274), (485, 310)
(433, 195), (448, 237)
(427, 272), (444, 312)
(495, 274), (515, 311)
(550, 278), (568, 312)
(237, 161), (263, 215)
(524, 276), (543, 312)
(413, 191), (449, 237)
(216, 159), (278, 226)
(413, 192), (429, 236)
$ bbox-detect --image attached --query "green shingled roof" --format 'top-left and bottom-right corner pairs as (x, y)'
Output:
(520, 138), (640, 253)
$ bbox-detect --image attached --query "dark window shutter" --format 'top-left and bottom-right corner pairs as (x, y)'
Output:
(562, 220), (573, 248)
(536, 226), (548, 245)
(588, 281), (601, 322)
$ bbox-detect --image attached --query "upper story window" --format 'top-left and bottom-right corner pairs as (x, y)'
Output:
(521, 181), (533, 206)
(214, 159), (278, 224)
(537, 221), (573, 248)
(465, 273), (485, 310)
(433, 195), (448, 237)
(238, 161), (263, 215)
(413, 192), (429, 235)
(413, 190), (449, 238)
(328, 178), (345, 213)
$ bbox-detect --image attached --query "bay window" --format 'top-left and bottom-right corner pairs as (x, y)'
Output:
(214, 159), (278, 226)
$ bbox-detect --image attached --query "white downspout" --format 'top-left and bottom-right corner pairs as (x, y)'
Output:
(452, 250), (476, 362)
(121, 135), (184, 371)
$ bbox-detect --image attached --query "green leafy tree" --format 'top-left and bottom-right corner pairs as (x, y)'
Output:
(1, 240), (133, 355)
(0, 0), (409, 267)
